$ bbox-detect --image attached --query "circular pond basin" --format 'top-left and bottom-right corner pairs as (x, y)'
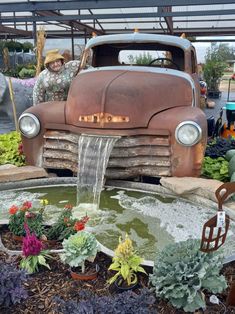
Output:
(1, 178), (235, 264)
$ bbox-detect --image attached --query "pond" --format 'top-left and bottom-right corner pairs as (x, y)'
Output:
(1, 184), (235, 261)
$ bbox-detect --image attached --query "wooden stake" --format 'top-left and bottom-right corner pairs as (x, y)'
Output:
(8, 78), (19, 132)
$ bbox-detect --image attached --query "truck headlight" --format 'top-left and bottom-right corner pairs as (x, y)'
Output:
(18, 113), (40, 138)
(175, 121), (202, 146)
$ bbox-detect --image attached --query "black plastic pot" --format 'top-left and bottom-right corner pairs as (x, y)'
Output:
(207, 90), (222, 99)
(113, 277), (139, 293)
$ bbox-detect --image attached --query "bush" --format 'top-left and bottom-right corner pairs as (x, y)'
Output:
(18, 68), (36, 78)
(0, 131), (25, 166)
(203, 43), (228, 91)
(205, 137), (235, 159)
(54, 288), (156, 314)
(0, 262), (28, 308)
(202, 156), (229, 181)
(8, 200), (45, 237)
(150, 239), (227, 313)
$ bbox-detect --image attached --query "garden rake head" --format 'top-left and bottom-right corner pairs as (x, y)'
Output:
(200, 182), (234, 253)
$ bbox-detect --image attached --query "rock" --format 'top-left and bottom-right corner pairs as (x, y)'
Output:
(0, 166), (48, 182)
(160, 177), (223, 202)
(207, 100), (216, 108)
(0, 164), (17, 170)
(0, 73), (35, 119)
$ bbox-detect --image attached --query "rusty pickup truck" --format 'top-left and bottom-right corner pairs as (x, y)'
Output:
(19, 32), (207, 179)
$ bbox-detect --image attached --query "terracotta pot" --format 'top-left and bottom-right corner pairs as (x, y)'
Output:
(70, 264), (99, 281)
(114, 276), (139, 293)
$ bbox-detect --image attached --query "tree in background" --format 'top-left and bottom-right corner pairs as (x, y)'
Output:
(203, 43), (234, 92)
(128, 52), (153, 65)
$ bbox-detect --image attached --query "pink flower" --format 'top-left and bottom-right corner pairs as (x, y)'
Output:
(21, 201), (32, 211)
(22, 223), (43, 257)
(25, 211), (35, 219)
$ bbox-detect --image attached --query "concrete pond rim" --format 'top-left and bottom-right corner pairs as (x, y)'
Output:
(0, 177), (235, 266)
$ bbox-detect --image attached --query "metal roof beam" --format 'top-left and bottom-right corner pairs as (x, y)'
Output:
(0, 0), (235, 12)
(161, 7), (173, 34)
(3, 27), (235, 40)
(36, 11), (103, 34)
(2, 9), (235, 23)
(0, 24), (32, 36)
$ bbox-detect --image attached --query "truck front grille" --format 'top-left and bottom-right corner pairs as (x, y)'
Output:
(43, 130), (172, 178)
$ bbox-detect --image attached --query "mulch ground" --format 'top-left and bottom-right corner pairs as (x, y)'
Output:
(1, 227), (235, 314)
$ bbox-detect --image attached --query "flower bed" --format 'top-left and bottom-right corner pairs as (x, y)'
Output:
(1, 183), (235, 313)
(0, 250), (235, 314)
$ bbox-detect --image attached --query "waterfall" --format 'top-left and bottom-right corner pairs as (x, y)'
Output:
(76, 134), (120, 212)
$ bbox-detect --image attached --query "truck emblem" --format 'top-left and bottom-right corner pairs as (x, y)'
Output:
(79, 112), (129, 127)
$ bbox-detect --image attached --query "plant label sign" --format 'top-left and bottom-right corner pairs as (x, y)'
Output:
(217, 211), (226, 228)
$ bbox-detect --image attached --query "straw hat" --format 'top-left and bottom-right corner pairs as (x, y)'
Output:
(44, 49), (64, 66)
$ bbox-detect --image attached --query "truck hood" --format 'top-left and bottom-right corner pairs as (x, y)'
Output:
(66, 67), (195, 129)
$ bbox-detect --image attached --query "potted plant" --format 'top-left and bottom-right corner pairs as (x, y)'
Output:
(60, 231), (100, 281)
(8, 200), (47, 240)
(20, 224), (52, 274)
(203, 44), (227, 98)
(108, 234), (146, 291)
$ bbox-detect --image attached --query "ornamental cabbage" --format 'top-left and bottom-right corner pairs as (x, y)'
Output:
(60, 231), (99, 273)
(150, 239), (227, 312)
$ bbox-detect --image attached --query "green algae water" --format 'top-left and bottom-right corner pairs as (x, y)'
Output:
(1, 185), (234, 260)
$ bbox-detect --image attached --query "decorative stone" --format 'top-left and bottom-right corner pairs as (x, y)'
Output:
(160, 177), (223, 202)
(0, 166), (48, 182)
(0, 164), (17, 170)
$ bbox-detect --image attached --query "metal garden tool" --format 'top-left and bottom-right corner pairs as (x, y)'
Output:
(200, 182), (234, 253)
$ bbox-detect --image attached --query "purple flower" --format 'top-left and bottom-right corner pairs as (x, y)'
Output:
(22, 223), (43, 257)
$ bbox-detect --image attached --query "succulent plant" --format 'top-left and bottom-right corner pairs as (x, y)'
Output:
(150, 239), (227, 313)
(60, 231), (99, 273)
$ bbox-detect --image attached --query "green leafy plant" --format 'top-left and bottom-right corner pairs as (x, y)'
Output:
(0, 132), (25, 166)
(60, 231), (99, 273)
(108, 234), (146, 286)
(22, 41), (34, 52)
(20, 223), (52, 274)
(46, 204), (89, 241)
(203, 43), (228, 91)
(8, 200), (47, 237)
(202, 156), (229, 181)
(18, 68), (36, 78)
(150, 239), (227, 313)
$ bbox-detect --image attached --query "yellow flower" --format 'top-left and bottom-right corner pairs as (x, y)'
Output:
(115, 234), (134, 258)
(40, 199), (49, 206)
